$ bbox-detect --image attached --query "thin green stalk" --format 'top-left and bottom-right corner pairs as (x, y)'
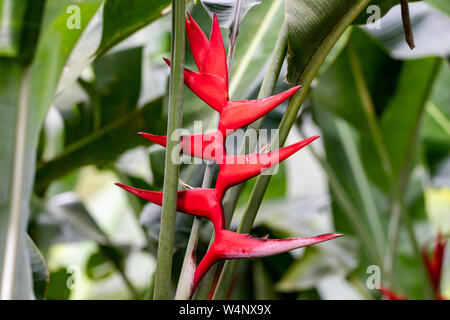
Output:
(213, 0), (373, 299)
(153, 0), (185, 300)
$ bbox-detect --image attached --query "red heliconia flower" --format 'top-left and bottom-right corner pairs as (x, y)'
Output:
(165, 14), (301, 138)
(193, 230), (343, 291)
(116, 12), (341, 297)
(380, 233), (447, 300)
(422, 232), (447, 295)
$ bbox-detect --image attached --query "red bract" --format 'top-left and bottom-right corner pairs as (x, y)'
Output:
(423, 232), (447, 295)
(115, 184), (225, 232)
(379, 286), (407, 300)
(139, 131), (224, 162)
(193, 231), (342, 290)
(117, 14), (341, 296)
(215, 136), (319, 199)
(380, 233), (447, 300)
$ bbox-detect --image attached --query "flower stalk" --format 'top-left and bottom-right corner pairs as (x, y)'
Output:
(152, 0), (186, 300)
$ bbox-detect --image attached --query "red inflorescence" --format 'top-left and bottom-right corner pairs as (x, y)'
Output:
(380, 233), (447, 300)
(116, 13), (342, 295)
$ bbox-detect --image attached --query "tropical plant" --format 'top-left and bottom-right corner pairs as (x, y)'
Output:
(0, 0), (448, 300)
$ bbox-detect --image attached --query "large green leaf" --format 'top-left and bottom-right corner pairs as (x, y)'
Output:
(285, 0), (357, 85)
(0, 0), (101, 299)
(35, 47), (165, 191)
(96, 0), (171, 56)
(36, 97), (166, 191)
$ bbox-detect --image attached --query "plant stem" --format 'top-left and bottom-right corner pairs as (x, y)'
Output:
(153, 0), (185, 300)
(227, 0), (243, 75)
(212, 0), (373, 299)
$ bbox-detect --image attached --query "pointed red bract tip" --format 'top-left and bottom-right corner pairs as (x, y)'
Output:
(213, 231), (342, 259)
(138, 132), (167, 147)
(192, 231), (342, 292)
(163, 57), (171, 67)
(115, 183), (164, 205)
(379, 286), (407, 300)
(219, 86), (302, 133)
(423, 232), (447, 294)
(215, 136), (319, 198)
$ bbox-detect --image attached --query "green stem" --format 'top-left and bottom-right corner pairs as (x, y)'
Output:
(153, 0), (185, 300)
(212, 0), (373, 299)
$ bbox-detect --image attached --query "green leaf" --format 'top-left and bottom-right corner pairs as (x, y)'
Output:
(228, 0), (284, 99)
(200, 0), (261, 30)
(311, 27), (442, 298)
(363, 2), (450, 60)
(46, 267), (71, 300)
(0, 0), (101, 298)
(285, 0), (357, 85)
(312, 28), (402, 131)
(374, 58), (441, 183)
(26, 234), (49, 300)
(0, 0), (28, 57)
(35, 46), (166, 191)
(46, 192), (108, 244)
(423, 61), (450, 170)
(427, 0), (450, 16)
(86, 247), (120, 281)
(252, 260), (277, 299)
(97, 0), (171, 56)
